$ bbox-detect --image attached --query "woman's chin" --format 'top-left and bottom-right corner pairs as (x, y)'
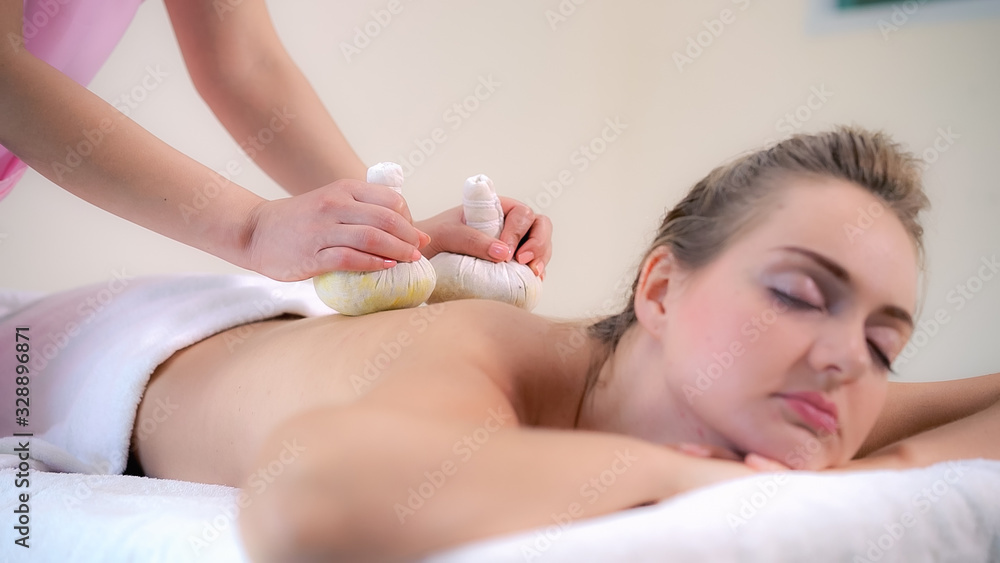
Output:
(737, 430), (839, 470)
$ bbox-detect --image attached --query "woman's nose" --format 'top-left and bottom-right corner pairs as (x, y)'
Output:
(808, 321), (871, 389)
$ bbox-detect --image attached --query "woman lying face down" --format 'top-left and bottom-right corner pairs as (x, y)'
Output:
(134, 127), (998, 562)
(576, 134), (923, 470)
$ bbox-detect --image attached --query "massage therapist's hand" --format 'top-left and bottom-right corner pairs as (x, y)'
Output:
(414, 197), (552, 280)
(244, 179), (432, 281)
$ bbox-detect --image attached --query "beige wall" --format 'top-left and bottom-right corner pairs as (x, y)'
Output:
(1, 1), (997, 382)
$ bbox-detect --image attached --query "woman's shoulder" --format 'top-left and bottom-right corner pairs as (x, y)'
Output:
(427, 298), (587, 376)
(429, 298), (557, 340)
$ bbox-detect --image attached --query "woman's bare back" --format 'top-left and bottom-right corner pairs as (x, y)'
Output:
(133, 299), (585, 486)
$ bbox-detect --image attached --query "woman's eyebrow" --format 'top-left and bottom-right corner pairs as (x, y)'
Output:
(775, 245), (914, 329)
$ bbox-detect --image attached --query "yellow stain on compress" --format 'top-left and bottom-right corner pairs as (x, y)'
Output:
(313, 263), (437, 316)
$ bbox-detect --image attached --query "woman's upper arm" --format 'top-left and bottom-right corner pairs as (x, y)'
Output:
(163, 0), (284, 88)
(858, 371), (1000, 458)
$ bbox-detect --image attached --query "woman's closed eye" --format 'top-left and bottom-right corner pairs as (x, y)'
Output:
(769, 288), (823, 311)
(769, 288), (895, 374)
(868, 341), (894, 373)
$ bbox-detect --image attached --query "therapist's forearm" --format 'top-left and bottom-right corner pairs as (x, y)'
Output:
(189, 51), (367, 195)
(0, 50), (263, 269)
(164, 0), (366, 195)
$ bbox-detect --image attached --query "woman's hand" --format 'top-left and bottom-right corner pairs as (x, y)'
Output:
(672, 443), (792, 472)
(414, 197), (552, 280)
(244, 179), (432, 281)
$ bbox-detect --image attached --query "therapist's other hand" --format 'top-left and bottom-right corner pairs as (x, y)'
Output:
(245, 179), (431, 281)
(414, 197), (552, 280)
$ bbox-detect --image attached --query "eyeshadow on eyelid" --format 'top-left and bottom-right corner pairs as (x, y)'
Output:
(771, 270), (822, 299)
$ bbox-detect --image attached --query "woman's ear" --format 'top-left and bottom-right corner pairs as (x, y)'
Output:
(633, 246), (677, 338)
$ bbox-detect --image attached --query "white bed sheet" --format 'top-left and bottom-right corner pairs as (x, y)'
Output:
(2, 459), (998, 562)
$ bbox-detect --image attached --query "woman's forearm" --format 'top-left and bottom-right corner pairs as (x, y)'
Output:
(858, 372), (1000, 458)
(239, 407), (750, 562)
(843, 398), (1000, 473)
(0, 49), (263, 270)
(165, 0), (368, 195)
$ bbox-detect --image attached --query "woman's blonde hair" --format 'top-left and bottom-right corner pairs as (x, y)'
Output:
(589, 126), (930, 354)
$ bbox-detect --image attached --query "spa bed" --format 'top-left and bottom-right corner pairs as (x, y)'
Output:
(1, 460), (999, 562)
(2, 277), (999, 562)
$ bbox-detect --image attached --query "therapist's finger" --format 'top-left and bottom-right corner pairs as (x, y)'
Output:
(497, 199), (536, 254)
(350, 181), (415, 225)
(318, 224), (425, 269)
(313, 242), (405, 274)
(514, 215), (552, 277)
(335, 199), (430, 251)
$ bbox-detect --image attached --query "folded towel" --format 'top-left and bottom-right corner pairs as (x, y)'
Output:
(0, 274), (332, 475)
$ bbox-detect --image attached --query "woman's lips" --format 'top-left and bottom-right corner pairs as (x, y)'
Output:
(778, 392), (839, 435)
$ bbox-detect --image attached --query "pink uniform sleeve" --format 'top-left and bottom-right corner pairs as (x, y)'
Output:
(0, 0), (145, 201)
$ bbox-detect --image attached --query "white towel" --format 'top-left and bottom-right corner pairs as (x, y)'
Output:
(2, 460), (998, 562)
(426, 459), (1000, 562)
(0, 273), (332, 475)
(0, 468), (248, 562)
